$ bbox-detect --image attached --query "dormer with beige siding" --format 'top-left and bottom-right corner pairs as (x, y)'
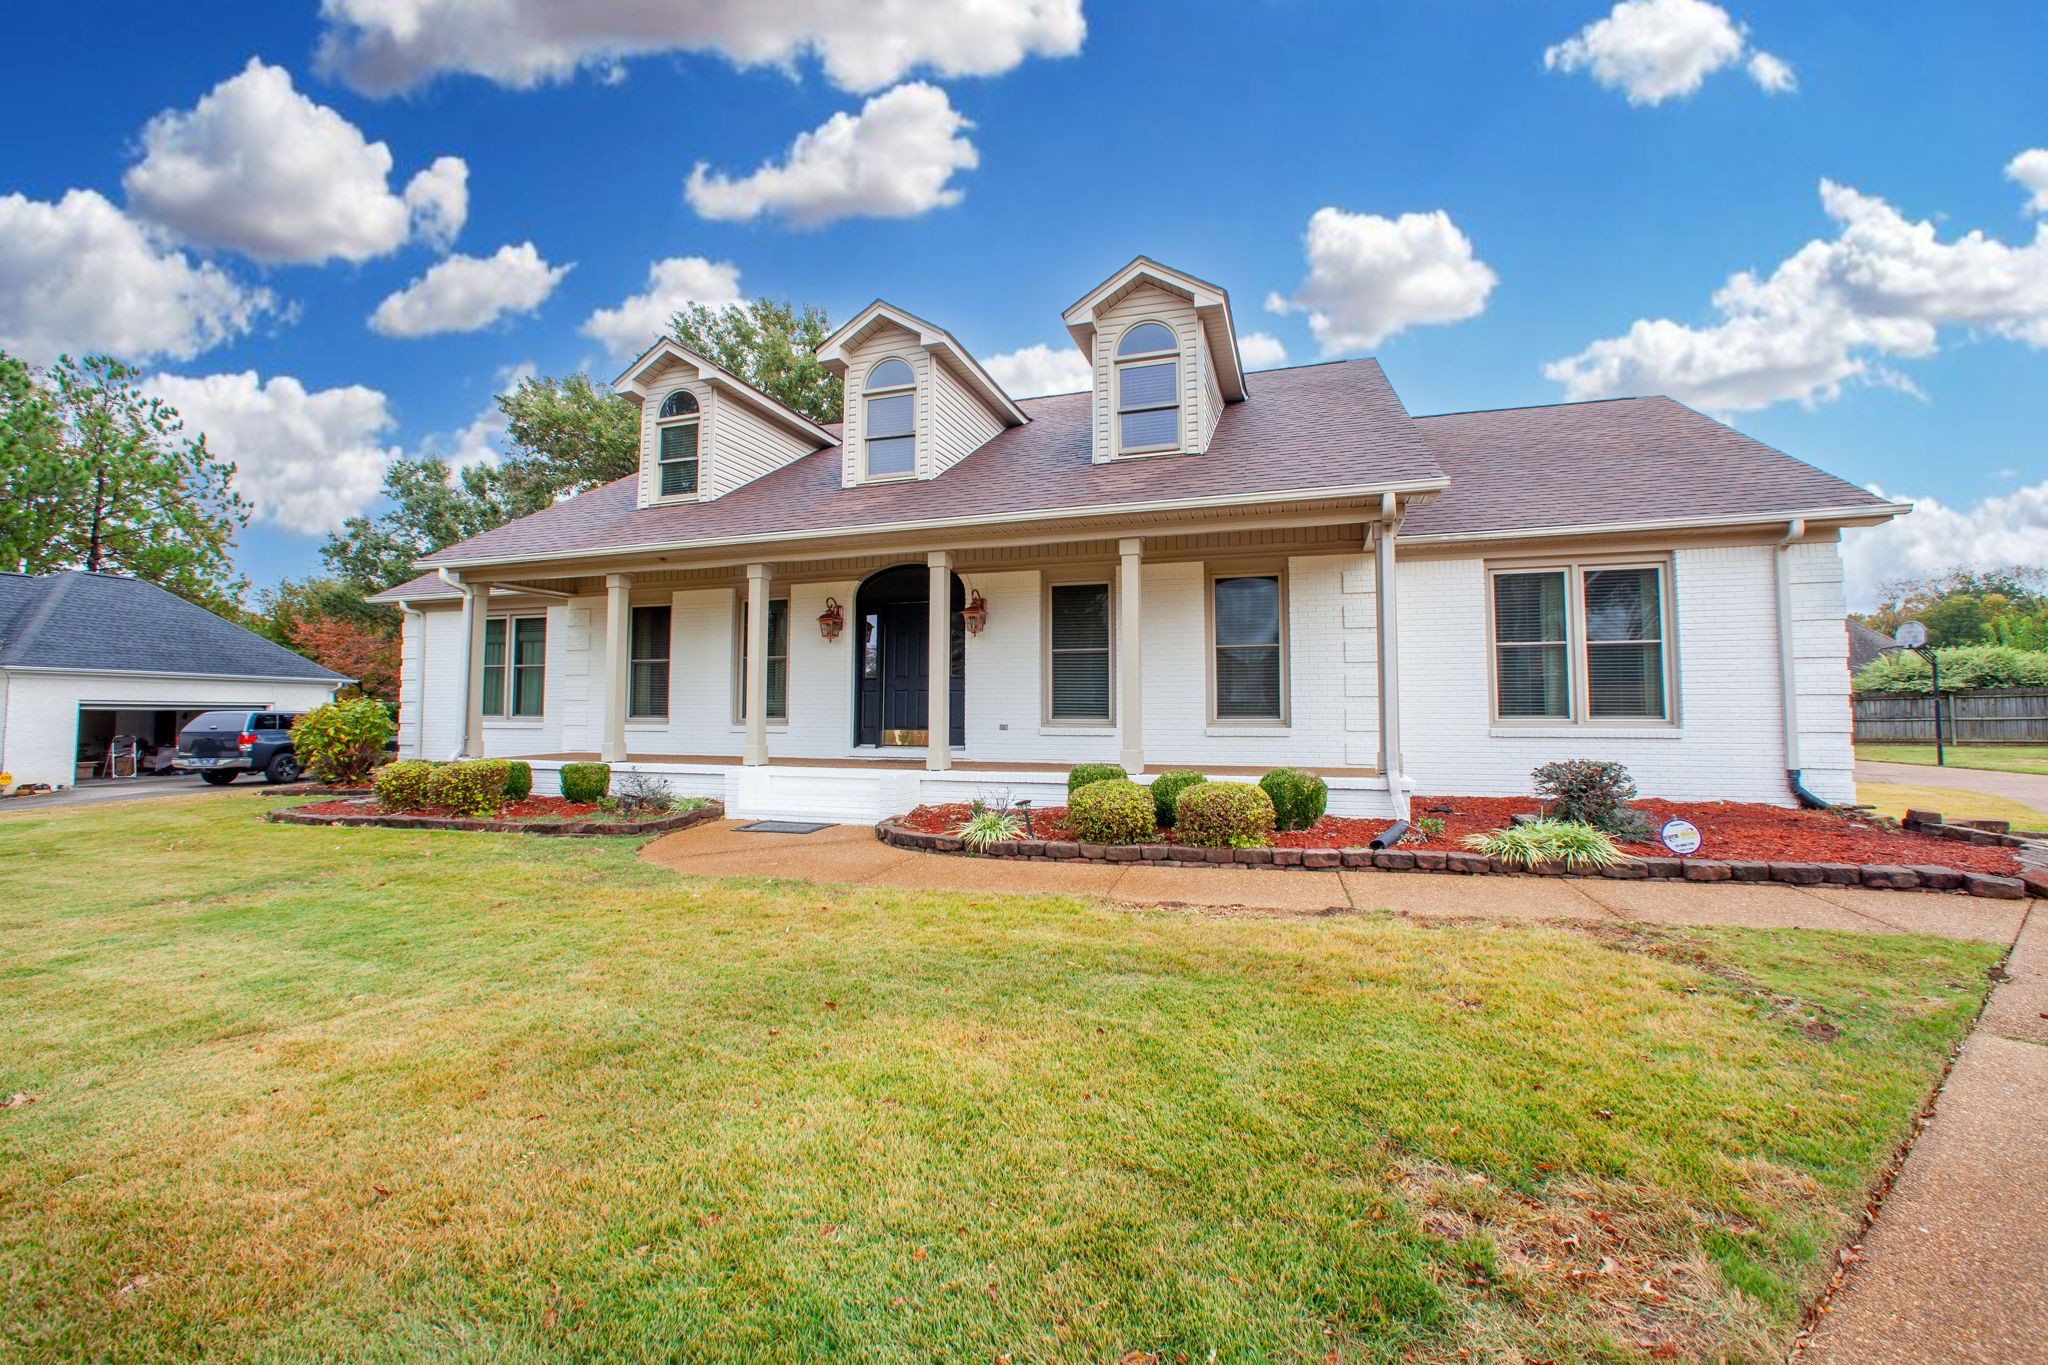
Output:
(1062, 257), (1247, 463)
(613, 338), (836, 509)
(817, 301), (1027, 489)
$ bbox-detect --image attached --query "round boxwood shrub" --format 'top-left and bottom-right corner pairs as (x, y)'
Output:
(427, 759), (510, 817)
(1067, 763), (1127, 796)
(1259, 768), (1329, 832)
(559, 761), (611, 805)
(1067, 778), (1156, 845)
(289, 697), (393, 784)
(373, 759), (435, 812)
(504, 760), (533, 803)
(1176, 782), (1277, 848)
(1148, 769), (1207, 828)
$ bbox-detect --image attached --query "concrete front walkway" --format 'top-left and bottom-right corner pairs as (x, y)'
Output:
(639, 820), (2032, 944)
(1857, 757), (2048, 821)
(1803, 902), (2048, 1364)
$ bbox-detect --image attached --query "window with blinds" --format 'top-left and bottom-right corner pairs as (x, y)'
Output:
(865, 358), (916, 477)
(1048, 583), (1111, 721)
(482, 616), (547, 718)
(629, 605), (670, 719)
(739, 599), (789, 721)
(1492, 564), (1670, 722)
(1115, 321), (1179, 454)
(1213, 574), (1283, 720)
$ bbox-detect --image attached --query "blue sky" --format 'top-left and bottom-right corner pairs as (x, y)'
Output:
(2, 0), (2043, 607)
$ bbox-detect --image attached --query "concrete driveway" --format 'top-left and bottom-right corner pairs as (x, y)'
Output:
(0, 775), (239, 813)
(1857, 758), (2048, 821)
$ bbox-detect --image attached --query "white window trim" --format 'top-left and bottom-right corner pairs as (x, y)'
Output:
(861, 357), (919, 482)
(1041, 574), (1116, 726)
(1113, 320), (1181, 456)
(482, 613), (547, 720)
(732, 594), (791, 726)
(1485, 557), (1678, 728)
(654, 386), (702, 503)
(1205, 565), (1289, 726)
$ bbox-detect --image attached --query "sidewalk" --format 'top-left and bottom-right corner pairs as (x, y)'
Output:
(1803, 901), (2048, 1363)
(639, 820), (2031, 945)
(1857, 758), (2048, 821)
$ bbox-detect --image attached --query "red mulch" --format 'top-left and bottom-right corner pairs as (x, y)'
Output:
(295, 795), (605, 821)
(897, 796), (2022, 874)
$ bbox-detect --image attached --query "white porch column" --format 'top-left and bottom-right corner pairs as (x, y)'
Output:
(601, 572), (633, 764)
(1374, 497), (1409, 818)
(1117, 537), (1145, 774)
(926, 551), (952, 771)
(457, 579), (487, 758)
(743, 563), (771, 766)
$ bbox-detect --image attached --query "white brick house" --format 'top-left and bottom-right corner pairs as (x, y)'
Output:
(373, 257), (1904, 823)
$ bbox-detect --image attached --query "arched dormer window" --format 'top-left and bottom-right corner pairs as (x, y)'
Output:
(656, 388), (700, 496)
(864, 358), (917, 478)
(1115, 321), (1179, 454)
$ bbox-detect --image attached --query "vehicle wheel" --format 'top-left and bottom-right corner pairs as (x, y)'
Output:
(264, 752), (302, 785)
(200, 770), (240, 786)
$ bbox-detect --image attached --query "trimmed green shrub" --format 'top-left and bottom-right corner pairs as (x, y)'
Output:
(1259, 768), (1329, 832)
(1148, 769), (1207, 828)
(289, 698), (393, 784)
(1067, 778), (1156, 845)
(1175, 782), (1277, 848)
(1531, 759), (1651, 839)
(560, 761), (610, 805)
(1853, 643), (2048, 693)
(373, 759), (435, 812)
(504, 760), (533, 803)
(1067, 763), (1127, 796)
(427, 759), (510, 817)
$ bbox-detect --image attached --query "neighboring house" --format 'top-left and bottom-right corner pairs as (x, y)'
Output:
(0, 571), (346, 790)
(371, 257), (1906, 822)
(1846, 618), (1898, 674)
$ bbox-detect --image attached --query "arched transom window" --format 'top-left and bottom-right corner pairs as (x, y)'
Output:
(1115, 321), (1179, 454)
(656, 388), (700, 497)
(864, 358), (917, 477)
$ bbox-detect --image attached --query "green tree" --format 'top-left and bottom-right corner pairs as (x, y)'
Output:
(671, 298), (842, 424)
(321, 457), (511, 590)
(494, 372), (640, 514)
(0, 352), (249, 612)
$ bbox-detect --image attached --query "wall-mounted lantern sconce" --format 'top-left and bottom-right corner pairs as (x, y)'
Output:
(963, 590), (988, 635)
(818, 597), (845, 641)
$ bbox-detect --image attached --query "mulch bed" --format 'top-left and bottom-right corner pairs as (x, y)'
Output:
(897, 797), (2023, 877)
(270, 796), (723, 837)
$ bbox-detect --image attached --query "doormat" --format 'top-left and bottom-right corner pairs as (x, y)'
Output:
(734, 820), (834, 834)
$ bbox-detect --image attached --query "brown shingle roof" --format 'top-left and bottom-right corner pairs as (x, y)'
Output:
(419, 359), (1442, 569)
(1405, 396), (1892, 538)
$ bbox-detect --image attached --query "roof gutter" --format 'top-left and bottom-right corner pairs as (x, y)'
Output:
(1400, 502), (1913, 545)
(1772, 518), (1828, 810)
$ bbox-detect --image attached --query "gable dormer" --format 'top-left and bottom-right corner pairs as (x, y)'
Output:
(1062, 257), (1247, 463)
(614, 338), (836, 509)
(817, 301), (1027, 488)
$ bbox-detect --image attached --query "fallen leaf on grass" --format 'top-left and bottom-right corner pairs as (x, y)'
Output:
(912, 1247), (928, 1261)
(114, 1274), (150, 1299)
(3, 1093), (35, 1109)
(1840, 1247), (1864, 1264)
(1115, 1353), (1159, 1365)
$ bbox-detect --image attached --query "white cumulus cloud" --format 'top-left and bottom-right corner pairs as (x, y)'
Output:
(581, 255), (744, 359)
(984, 342), (1092, 398)
(124, 58), (467, 264)
(1239, 331), (1288, 370)
(1267, 206), (1497, 354)
(686, 82), (976, 228)
(1841, 480), (2048, 610)
(2009, 147), (2048, 216)
(315, 0), (1084, 95)
(1545, 161), (2048, 411)
(144, 370), (401, 535)
(0, 189), (274, 365)
(369, 242), (571, 338)
(1545, 0), (1792, 105)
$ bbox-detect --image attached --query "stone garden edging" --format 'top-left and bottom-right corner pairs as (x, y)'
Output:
(874, 816), (2040, 901)
(267, 799), (724, 838)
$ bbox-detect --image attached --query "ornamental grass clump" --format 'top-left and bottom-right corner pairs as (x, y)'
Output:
(1465, 819), (1625, 870)
(1531, 759), (1652, 840)
(957, 809), (1023, 851)
(1148, 769), (1207, 828)
(426, 759), (511, 818)
(1067, 764), (1127, 796)
(1067, 778), (1156, 845)
(372, 759), (435, 813)
(1175, 782), (1277, 849)
(1259, 768), (1329, 832)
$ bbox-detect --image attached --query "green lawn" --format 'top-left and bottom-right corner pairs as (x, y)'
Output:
(1856, 742), (2048, 776)
(0, 797), (2004, 1363)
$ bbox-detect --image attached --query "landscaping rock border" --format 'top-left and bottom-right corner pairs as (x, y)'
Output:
(875, 814), (2036, 900)
(268, 798), (724, 838)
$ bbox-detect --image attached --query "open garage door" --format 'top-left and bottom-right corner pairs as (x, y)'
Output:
(74, 703), (263, 784)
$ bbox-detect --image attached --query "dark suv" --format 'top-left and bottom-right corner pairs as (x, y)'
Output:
(175, 711), (304, 785)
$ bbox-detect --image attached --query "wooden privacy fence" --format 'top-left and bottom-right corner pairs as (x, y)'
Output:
(1853, 687), (2048, 745)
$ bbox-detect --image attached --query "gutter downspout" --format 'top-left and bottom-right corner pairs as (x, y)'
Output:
(1772, 519), (1828, 809)
(1376, 493), (1410, 820)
